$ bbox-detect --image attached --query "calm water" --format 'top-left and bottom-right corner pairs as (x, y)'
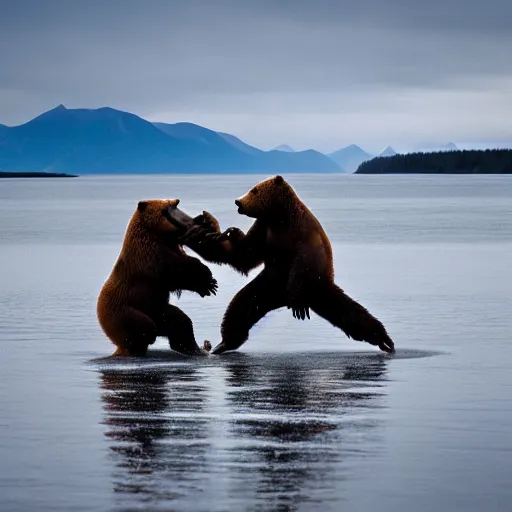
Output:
(1, 174), (511, 512)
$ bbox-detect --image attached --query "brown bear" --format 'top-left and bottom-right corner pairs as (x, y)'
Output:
(181, 176), (395, 355)
(97, 199), (218, 357)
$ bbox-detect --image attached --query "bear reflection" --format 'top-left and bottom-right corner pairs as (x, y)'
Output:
(99, 363), (209, 506)
(98, 352), (390, 512)
(221, 352), (389, 512)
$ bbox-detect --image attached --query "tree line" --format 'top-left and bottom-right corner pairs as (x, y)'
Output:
(355, 149), (512, 174)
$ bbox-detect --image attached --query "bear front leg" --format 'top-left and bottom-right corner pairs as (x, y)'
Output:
(193, 211), (221, 234)
(178, 211), (230, 265)
(211, 271), (287, 355)
(183, 220), (266, 275)
(156, 304), (208, 356)
(177, 256), (218, 298)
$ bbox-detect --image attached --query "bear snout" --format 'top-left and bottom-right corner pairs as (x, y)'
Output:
(235, 199), (246, 214)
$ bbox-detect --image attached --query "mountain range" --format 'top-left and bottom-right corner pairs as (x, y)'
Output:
(417, 142), (459, 153)
(0, 104), (466, 175)
(0, 106), (340, 175)
(273, 144), (295, 152)
(326, 143), (460, 171)
(327, 144), (374, 173)
(379, 146), (397, 157)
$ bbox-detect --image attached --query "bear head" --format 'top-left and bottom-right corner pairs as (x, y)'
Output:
(234, 175), (293, 218)
(135, 199), (188, 236)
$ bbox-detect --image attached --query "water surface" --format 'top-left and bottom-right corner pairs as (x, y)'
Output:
(1, 174), (511, 511)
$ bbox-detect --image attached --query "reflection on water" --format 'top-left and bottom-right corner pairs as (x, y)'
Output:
(99, 353), (390, 511)
(100, 364), (211, 507)
(223, 354), (388, 511)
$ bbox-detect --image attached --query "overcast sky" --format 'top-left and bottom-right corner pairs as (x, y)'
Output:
(0, 0), (511, 153)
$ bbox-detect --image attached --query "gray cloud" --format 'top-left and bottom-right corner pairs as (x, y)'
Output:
(1, 0), (511, 152)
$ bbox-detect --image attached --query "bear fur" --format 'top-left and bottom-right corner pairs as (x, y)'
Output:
(182, 176), (394, 354)
(97, 199), (217, 357)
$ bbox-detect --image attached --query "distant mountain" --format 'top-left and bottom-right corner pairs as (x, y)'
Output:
(379, 146), (396, 157)
(0, 106), (341, 174)
(417, 142), (459, 153)
(327, 144), (374, 173)
(0, 104), (187, 174)
(216, 131), (261, 155)
(153, 121), (340, 173)
(273, 144), (295, 152)
(154, 122), (232, 147)
(356, 149), (512, 174)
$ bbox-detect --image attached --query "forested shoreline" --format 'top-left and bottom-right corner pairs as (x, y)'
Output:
(356, 149), (512, 174)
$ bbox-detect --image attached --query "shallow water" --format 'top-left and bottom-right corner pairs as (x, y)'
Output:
(1, 174), (511, 512)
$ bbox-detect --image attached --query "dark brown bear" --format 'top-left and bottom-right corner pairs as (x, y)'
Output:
(97, 199), (217, 357)
(182, 176), (395, 355)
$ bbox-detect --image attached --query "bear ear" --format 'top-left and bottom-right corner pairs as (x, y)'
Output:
(274, 175), (284, 185)
(137, 201), (148, 212)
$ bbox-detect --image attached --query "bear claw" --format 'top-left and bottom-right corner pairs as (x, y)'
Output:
(379, 339), (395, 353)
(210, 342), (228, 355)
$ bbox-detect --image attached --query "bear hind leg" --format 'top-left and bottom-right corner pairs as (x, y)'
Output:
(212, 271), (286, 354)
(156, 304), (206, 356)
(310, 283), (395, 353)
(110, 308), (157, 357)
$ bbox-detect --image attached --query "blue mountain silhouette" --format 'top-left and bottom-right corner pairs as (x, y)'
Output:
(327, 144), (374, 173)
(0, 106), (340, 174)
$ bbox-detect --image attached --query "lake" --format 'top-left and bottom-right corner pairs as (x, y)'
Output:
(1, 174), (511, 512)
